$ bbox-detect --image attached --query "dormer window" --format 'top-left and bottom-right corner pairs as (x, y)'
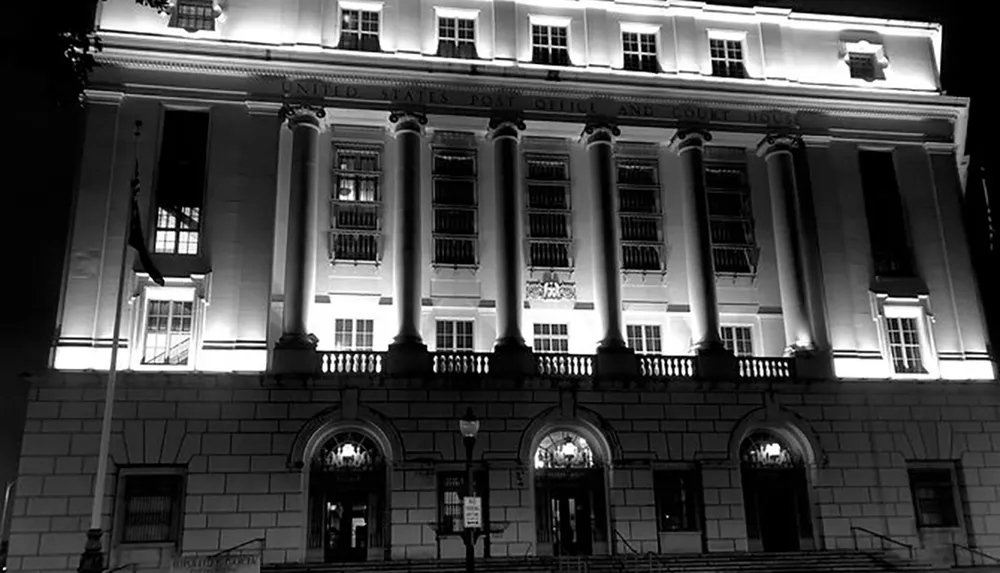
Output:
(531, 24), (570, 66)
(438, 16), (477, 59)
(340, 9), (381, 52)
(169, 0), (217, 32)
(708, 32), (746, 78)
(848, 52), (877, 81)
(842, 40), (889, 82)
(622, 30), (659, 73)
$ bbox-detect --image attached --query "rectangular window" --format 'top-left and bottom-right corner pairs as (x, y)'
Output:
(848, 52), (877, 81)
(153, 110), (209, 256)
(654, 469), (701, 532)
(339, 9), (380, 51)
(436, 320), (474, 352)
(709, 37), (745, 78)
(438, 471), (486, 534)
(438, 17), (477, 59)
(531, 25), (570, 66)
(617, 158), (663, 271)
(525, 155), (572, 268)
(142, 288), (196, 366)
(333, 319), (374, 350)
(433, 149), (478, 266)
(720, 325), (753, 357)
(170, 0), (215, 31)
(859, 150), (913, 277)
(908, 467), (959, 528)
(532, 323), (569, 353)
(120, 473), (184, 544)
(705, 147), (758, 276)
(330, 144), (382, 262)
(626, 325), (662, 354)
(886, 316), (925, 374)
(622, 31), (658, 73)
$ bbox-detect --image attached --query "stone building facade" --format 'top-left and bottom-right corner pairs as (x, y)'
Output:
(5, 0), (997, 572)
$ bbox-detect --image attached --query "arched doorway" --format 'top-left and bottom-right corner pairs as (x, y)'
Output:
(533, 430), (608, 557)
(739, 431), (814, 552)
(307, 432), (386, 563)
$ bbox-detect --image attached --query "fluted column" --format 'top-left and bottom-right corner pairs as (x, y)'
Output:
(758, 134), (815, 355)
(670, 129), (726, 354)
(275, 104), (323, 373)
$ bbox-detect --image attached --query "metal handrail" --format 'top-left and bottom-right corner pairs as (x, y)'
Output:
(106, 564), (136, 573)
(850, 526), (915, 560)
(614, 531), (663, 573)
(208, 537), (265, 560)
(614, 530), (642, 555)
(953, 543), (1000, 567)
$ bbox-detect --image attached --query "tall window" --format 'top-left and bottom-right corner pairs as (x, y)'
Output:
(859, 150), (913, 277)
(438, 17), (477, 59)
(720, 325), (753, 357)
(334, 319), (374, 350)
(531, 25), (570, 66)
(886, 317), (925, 374)
(330, 145), (382, 262)
(908, 467), (959, 528)
(533, 323), (569, 353)
(120, 473), (184, 544)
(438, 471), (486, 534)
(622, 31), (658, 72)
(617, 158), (663, 271)
(709, 37), (745, 78)
(433, 149), (478, 266)
(525, 155), (572, 268)
(142, 289), (196, 366)
(627, 325), (661, 354)
(170, 0), (215, 31)
(339, 9), (380, 51)
(705, 147), (758, 276)
(153, 110), (208, 256)
(436, 320), (474, 352)
(654, 469), (701, 532)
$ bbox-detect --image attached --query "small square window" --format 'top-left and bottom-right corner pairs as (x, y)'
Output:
(532, 25), (570, 66)
(438, 17), (477, 59)
(533, 323), (569, 353)
(170, 0), (216, 32)
(334, 319), (374, 350)
(848, 52), (877, 81)
(437, 320), (475, 351)
(340, 9), (381, 51)
(627, 325), (662, 354)
(908, 467), (959, 528)
(720, 325), (753, 357)
(622, 31), (658, 73)
(709, 37), (745, 78)
(120, 473), (184, 544)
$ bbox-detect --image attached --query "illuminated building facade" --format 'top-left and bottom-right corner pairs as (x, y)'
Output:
(5, 0), (998, 571)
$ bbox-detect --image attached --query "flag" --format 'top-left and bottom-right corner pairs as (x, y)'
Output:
(128, 161), (166, 286)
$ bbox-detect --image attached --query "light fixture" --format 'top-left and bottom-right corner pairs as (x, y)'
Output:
(459, 407), (480, 439)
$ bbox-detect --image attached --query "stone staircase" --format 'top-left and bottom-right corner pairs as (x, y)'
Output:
(263, 549), (942, 573)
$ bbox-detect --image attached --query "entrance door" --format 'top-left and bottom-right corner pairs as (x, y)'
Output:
(550, 486), (593, 556)
(742, 468), (811, 552)
(323, 491), (371, 562)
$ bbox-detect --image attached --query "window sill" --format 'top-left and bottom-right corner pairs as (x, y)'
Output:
(117, 541), (179, 550)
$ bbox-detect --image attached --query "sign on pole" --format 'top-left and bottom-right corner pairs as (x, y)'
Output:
(463, 496), (482, 529)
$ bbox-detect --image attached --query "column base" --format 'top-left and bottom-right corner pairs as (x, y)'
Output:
(490, 341), (538, 378)
(791, 348), (834, 380)
(273, 333), (320, 376)
(693, 344), (738, 380)
(384, 339), (432, 377)
(77, 529), (104, 573)
(595, 344), (639, 379)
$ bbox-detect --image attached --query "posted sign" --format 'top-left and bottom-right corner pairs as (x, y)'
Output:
(463, 496), (482, 529)
(170, 554), (260, 573)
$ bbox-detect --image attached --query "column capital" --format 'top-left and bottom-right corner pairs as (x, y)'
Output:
(389, 110), (428, 137)
(582, 121), (621, 147)
(279, 102), (325, 129)
(669, 128), (713, 152)
(488, 115), (526, 141)
(756, 132), (801, 158)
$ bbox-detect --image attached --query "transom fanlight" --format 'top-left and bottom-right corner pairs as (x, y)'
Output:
(534, 430), (595, 469)
(740, 431), (801, 468)
(314, 431), (382, 471)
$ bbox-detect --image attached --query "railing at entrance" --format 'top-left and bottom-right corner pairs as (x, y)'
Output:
(953, 543), (1000, 567)
(615, 530), (664, 573)
(850, 526), (914, 560)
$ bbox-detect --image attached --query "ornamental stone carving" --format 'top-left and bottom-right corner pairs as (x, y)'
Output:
(525, 272), (576, 301)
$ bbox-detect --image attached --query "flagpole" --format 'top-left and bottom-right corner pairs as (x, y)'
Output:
(79, 120), (143, 573)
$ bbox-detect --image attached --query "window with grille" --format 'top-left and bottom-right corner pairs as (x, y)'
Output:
(436, 320), (474, 352)
(617, 158), (663, 271)
(142, 291), (195, 366)
(330, 145), (382, 262)
(654, 469), (701, 532)
(720, 325), (753, 357)
(334, 319), (374, 350)
(339, 9), (381, 51)
(525, 156), (572, 268)
(709, 37), (745, 78)
(531, 25), (570, 66)
(533, 323), (569, 353)
(438, 17), (477, 59)
(908, 467), (959, 528)
(859, 150), (913, 277)
(848, 52), (877, 81)
(120, 473), (184, 544)
(626, 325), (662, 354)
(170, 0), (216, 32)
(438, 471), (486, 534)
(704, 147), (758, 276)
(886, 316), (926, 374)
(433, 149), (478, 266)
(154, 110), (208, 256)
(622, 32), (658, 73)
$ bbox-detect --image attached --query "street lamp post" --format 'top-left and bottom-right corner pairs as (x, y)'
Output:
(458, 408), (480, 573)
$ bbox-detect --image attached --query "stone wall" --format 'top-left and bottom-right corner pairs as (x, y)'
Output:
(7, 371), (1000, 573)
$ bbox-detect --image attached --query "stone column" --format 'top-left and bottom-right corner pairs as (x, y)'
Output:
(488, 116), (537, 376)
(584, 122), (637, 378)
(274, 103), (323, 375)
(385, 111), (431, 375)
(757, 134), (815, 355)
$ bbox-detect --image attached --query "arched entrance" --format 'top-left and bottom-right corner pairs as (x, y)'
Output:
(533, 430), (609, 556)
(739, 431), (814, 552)
(307, 431), (386, 563)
